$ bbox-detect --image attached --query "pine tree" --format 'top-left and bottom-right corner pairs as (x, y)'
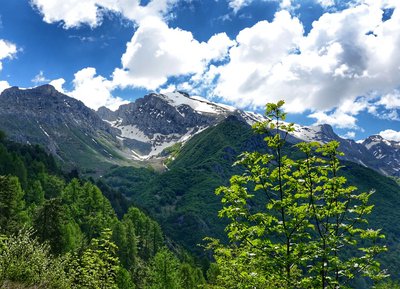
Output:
(0, 175), (27, 234)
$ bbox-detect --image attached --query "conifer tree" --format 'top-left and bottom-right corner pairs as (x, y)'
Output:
(0, 175), (27, 234)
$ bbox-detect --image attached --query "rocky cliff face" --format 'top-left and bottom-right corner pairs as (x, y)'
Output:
(292, 123), (400, 177)
(1, 84), (399, 177)
(0, 85), (124, 170)
(96, 90), (400, 176)
(362, 135), (400, 176)
(97, 92), (237, 158)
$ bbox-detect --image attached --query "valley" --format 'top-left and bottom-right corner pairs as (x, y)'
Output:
(0, 85), (399, 288)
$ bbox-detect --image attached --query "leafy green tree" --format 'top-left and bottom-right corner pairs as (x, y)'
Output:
(0, 228), (71, 289)
(0, 175), (27, 234)
(68, 228), (120, 289)
(116, 267), (135, 289)
(374, 280), (400, 289)
(207, 101), (387, 288)
(62, 179), (116, 238)
(180, 262), (206, 289)
(113, 219), (138, 271)
(40, 173), (65, 199)
(146, 247), (182, 289)
(62, 219), (85, 252)
(34, 198), (69, 254)
(26, 179), (45, 206)
(123, 207), (163, 261)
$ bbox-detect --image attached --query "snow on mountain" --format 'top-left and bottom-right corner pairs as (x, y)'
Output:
(96, 90), (400, 177)
(158, 92), (236, 115)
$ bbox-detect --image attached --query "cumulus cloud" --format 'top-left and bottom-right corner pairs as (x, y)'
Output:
(379, 129), (400, 142)
(49, 78), (66, 93)
(309, 110), (358, 129)
(228, 0), (253, 13)
(0, 81), (10, 94)
(0, 39), (17, 71)
(316, 0), (335, 8)
(204, 3), (400, 128)
(227, 0), (336, 12)
(31, 71), (50, 84)
(61, 67), (127, 111)
(214, 10), (303, 108)
(340, 131), (356, 139)
(112, 17), (235, 90)
(30, 0), (400, 130)
(30, 0), (178, 28)
(377, 90), (400, 109)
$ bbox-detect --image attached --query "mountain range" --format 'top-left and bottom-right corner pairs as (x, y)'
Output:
(1, 84), (400, 283)
(0, 84), (399, 177)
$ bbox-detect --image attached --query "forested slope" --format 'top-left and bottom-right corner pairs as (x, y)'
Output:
(0, 131), (205, 288)
(103, 116), (400, 280)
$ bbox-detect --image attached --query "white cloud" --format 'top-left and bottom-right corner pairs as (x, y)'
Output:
(0, 39), (17, 71)
(379, 129), (400, 142)
(214, 10), (304, 108)
(316, 0), (335, 8)
(340, 131), (356, 139)
(206, 2), (400, 129)
(227, 0), (332, 13)
(49, 78), (66, 93)
(377, 90), (400, 109)
(69, 67), (128, 110)
(32, 70), (50, 84)
(30, 0), (178, 28)
(29, 0), (400, 130)
(113, 17), (234, 90)
(228, 0), (253, 13)
(0, 81), (10, 94)
(309, 110), (358, 129)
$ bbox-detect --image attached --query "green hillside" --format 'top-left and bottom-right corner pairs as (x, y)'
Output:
(0, 132), (205, 288)
(103, 116), (400, 281)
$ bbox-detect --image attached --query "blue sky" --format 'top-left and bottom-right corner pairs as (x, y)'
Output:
(0, 0), (399, 141)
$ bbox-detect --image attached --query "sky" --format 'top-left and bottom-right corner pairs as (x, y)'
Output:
(0, 0), (399, 141)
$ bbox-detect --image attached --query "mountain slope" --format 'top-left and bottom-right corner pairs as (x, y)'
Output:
(2, 84), (398, 178)
(0, 85), (128, 171)
(292, 123), (400, 177)
(102, 116), (400, 280)
(97, 91), (264, 160)
(98, 90), (400, 177)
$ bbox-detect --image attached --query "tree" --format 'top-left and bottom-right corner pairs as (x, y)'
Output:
(68, 228), (120, 289)
(0, 175), (27, 234)
(207, 101), (387, 288)
(0, 228), (71, 289)
(33, 198), (82, 255)
(146, 248), (182, 289)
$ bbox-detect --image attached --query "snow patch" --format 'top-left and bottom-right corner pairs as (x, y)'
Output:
(160, 92), (236, 115)
(39, 125), (50, 137)
(118, 125), (150, 142)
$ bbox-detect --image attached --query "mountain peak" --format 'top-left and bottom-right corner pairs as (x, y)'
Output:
(154, 91), (237, 115)
(1, 84), (59, 98)
(1, 86), (20, 96)
(35, 84), (58, 93)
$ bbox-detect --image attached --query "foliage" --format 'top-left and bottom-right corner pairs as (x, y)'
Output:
(0, 228), (71, 289)
(0, 175), (27, 234)
(207, 101), (387, 288)
(0, 132), (204, 289)
(68, 228), (120, 289)
(374, 280), (400, 289)
(145, 247), (182, 289)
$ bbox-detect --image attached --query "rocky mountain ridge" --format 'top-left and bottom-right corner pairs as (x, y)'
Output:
(97, 91), (264, 159)
(0, 85), (128, 170)
(0, 84), (398, 177)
